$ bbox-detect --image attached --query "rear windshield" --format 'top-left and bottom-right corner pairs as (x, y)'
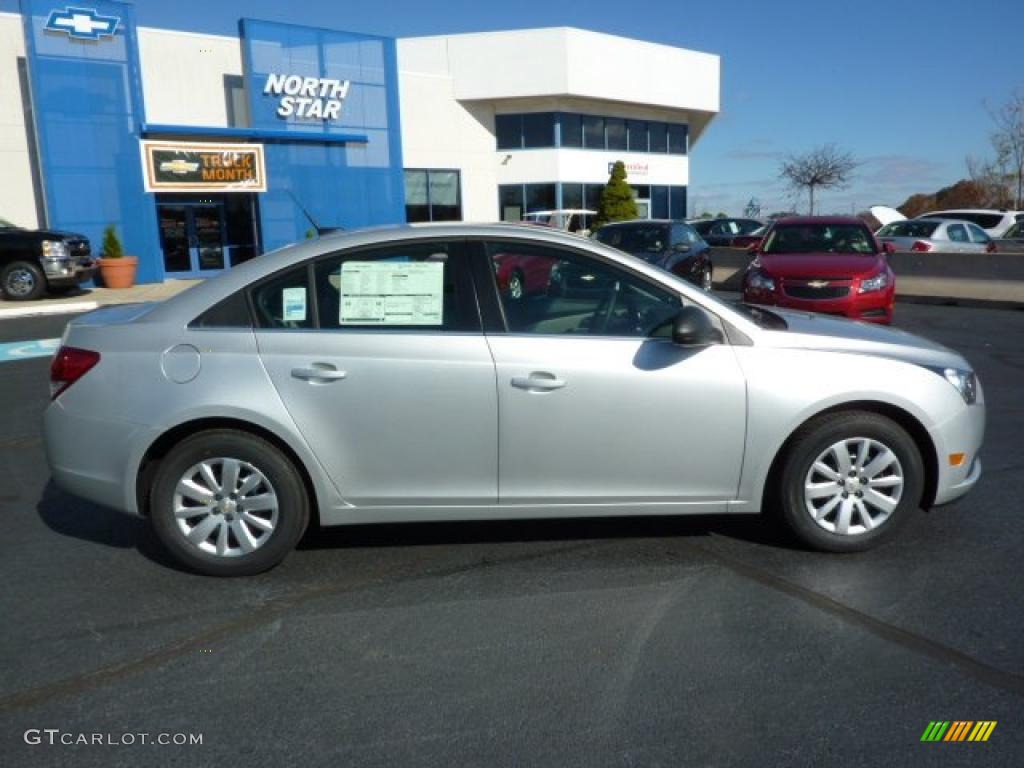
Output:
(594, 224), (670, 254)
(878, 221), (940, 238)
(762, 224), (876, 254)
(925, 212), (1003, 229)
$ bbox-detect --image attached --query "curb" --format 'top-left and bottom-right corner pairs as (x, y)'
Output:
(0, 301), (98, 319)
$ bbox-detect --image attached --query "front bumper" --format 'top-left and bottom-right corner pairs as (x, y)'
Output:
(743, 285), (894, 323)
(46, 261), (97, 288)
(929, 381), (986, 506)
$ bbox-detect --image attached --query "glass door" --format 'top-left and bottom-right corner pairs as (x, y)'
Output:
(158, 201), (228, 277)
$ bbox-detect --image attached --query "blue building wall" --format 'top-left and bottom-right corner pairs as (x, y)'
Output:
(20, 0), (163, 283)
(19, 5), (407, 283)
(241, 19), (405, 252)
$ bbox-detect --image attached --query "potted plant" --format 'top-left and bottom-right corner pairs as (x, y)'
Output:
(97, 224), (138, 289)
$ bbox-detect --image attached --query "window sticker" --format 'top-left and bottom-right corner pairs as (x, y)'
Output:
(282, 287), (307, 322)
(339, 261), (444, 325)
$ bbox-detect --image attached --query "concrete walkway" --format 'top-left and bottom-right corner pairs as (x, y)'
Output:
(0, 279), (201, 319)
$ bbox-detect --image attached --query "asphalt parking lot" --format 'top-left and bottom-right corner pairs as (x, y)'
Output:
(1, 301), (1022, 767)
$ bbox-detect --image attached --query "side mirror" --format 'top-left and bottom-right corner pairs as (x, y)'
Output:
(746, 239), (763, 253)
(673, 242), (692, 253)
(672, 306), (723, 347)
(882, 242), (896, 256)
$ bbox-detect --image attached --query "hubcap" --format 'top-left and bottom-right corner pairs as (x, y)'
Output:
(803, 437), (904, 536)
(5, 268), (36, 297)
(509, 274), (524, 300)
(173, 458), (279, 557)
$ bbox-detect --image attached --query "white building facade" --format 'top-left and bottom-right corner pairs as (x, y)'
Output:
(2, 2), (719, 283)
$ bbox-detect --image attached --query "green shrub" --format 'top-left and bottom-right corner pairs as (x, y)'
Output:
(593, 161), (639, 229)
(101, 224), (124, 259)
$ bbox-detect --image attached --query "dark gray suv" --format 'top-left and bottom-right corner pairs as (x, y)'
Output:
(593, 219), (713, 290)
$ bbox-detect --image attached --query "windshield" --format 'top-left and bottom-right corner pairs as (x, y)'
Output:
(877, 221), (939, 238)
(0, 217), (16, 229)
(594, 225), (669, 255)
(762, 224), (876, 254)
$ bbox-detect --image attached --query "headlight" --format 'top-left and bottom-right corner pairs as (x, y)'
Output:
(747, 271), (775, 291)
(929, 367), (978, 405)
(41, 240), (70, 259)
(858, 271), (889, 293)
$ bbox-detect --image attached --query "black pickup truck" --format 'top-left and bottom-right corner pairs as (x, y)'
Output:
(0, 216), (96, 301)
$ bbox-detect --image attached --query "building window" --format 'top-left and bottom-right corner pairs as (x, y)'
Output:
(526, 183), (557, 212)
(669, 186), (687, 219)
(498, 112), (688, 154)
(499, 185), (525, 221)
(582, 115), (605, 148)
(496, 114), (521, 150)
(522, 112), (555, 148)
(405, 170), (462, 223)
(626, 120), (647, 152)
(605, 118), (627, 151)
(668, 125), (688, 155)
(651, 186), (669, 219)
(649, 122), (668, 153)
(561, 183), (584, 210)
(559, 113), (583, 147)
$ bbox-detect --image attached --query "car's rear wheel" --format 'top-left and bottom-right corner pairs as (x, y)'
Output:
(1, 260), (46, 301)
(150, 430), (309, 576)
(776, 411), (923, 552)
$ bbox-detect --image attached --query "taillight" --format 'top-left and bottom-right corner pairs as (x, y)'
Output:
(50, 346), (100, 400)
(910, 240), (933, 252)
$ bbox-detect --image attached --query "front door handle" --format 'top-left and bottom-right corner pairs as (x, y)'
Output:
(291, 364), (347, 383)
(511, 373), (566, 391)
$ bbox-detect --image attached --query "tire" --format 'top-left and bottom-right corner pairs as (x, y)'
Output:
(1, 260), (46, 301)
(775, 411), (923, 552)
(702, 264), (714, 292)
(149, 429), (310, 576)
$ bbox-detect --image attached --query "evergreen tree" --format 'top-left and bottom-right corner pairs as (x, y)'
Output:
(101, 224), (124, 259)
(593, 161), (638, 228)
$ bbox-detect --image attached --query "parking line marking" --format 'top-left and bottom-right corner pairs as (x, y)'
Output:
(0, 338), (60, 363)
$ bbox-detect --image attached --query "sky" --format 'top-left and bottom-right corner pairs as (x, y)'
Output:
(4, 0), (1021, 216)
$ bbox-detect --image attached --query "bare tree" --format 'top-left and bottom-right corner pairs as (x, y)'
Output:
(988, 88), (1024, 208)
(778, 144), (858, 215)
(965, 154), (1010, 208)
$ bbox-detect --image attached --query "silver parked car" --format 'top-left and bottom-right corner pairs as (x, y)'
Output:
(876, 218), (995, 253)
(44, 224), (985, 576)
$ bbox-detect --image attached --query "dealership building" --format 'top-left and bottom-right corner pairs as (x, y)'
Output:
(0, 1), (720, 283)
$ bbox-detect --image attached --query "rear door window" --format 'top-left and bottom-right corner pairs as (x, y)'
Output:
(947, 224), (969, 243)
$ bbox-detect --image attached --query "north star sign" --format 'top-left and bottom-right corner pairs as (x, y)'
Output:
(44, 6), (119, 40)
(263, 74), (350, 121)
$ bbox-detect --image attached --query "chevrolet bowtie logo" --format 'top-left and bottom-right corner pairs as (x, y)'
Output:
(159, 160), (200, 175)
(807, 280), (830, 288)
(45, 6), (120, 40)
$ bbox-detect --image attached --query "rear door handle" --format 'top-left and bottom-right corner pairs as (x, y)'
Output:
(291, 364), (347, 383)
(511, 373), (566, 391)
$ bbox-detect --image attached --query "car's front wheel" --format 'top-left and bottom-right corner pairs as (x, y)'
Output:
(776, 411), (923, 552)
(149, 429), (310, 576)
(1, 260), (46, 301)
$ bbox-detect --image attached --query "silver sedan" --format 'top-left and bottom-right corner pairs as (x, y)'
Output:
(44, 224), (985, 576)
(876, 218), (994, 253)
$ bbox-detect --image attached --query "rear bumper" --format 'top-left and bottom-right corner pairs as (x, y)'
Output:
(44, 401), (149, 515)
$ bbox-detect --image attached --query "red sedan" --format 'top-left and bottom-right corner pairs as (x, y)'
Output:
(742, 216), (896, 324)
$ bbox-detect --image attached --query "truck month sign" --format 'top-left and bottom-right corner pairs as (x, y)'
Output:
(141, 141), (267, 192)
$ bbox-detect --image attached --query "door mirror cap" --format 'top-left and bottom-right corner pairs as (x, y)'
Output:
(881, 241), (896, 256)
(745, 239), (763, 253)
(672, 306), (723, 347)
(673, 242), (692, 253)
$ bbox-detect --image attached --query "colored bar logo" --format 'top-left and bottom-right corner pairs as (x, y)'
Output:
(920, 721), (997, 742)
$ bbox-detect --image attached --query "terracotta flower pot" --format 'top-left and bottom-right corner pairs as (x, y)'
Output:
(98, 256), (138, 289)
